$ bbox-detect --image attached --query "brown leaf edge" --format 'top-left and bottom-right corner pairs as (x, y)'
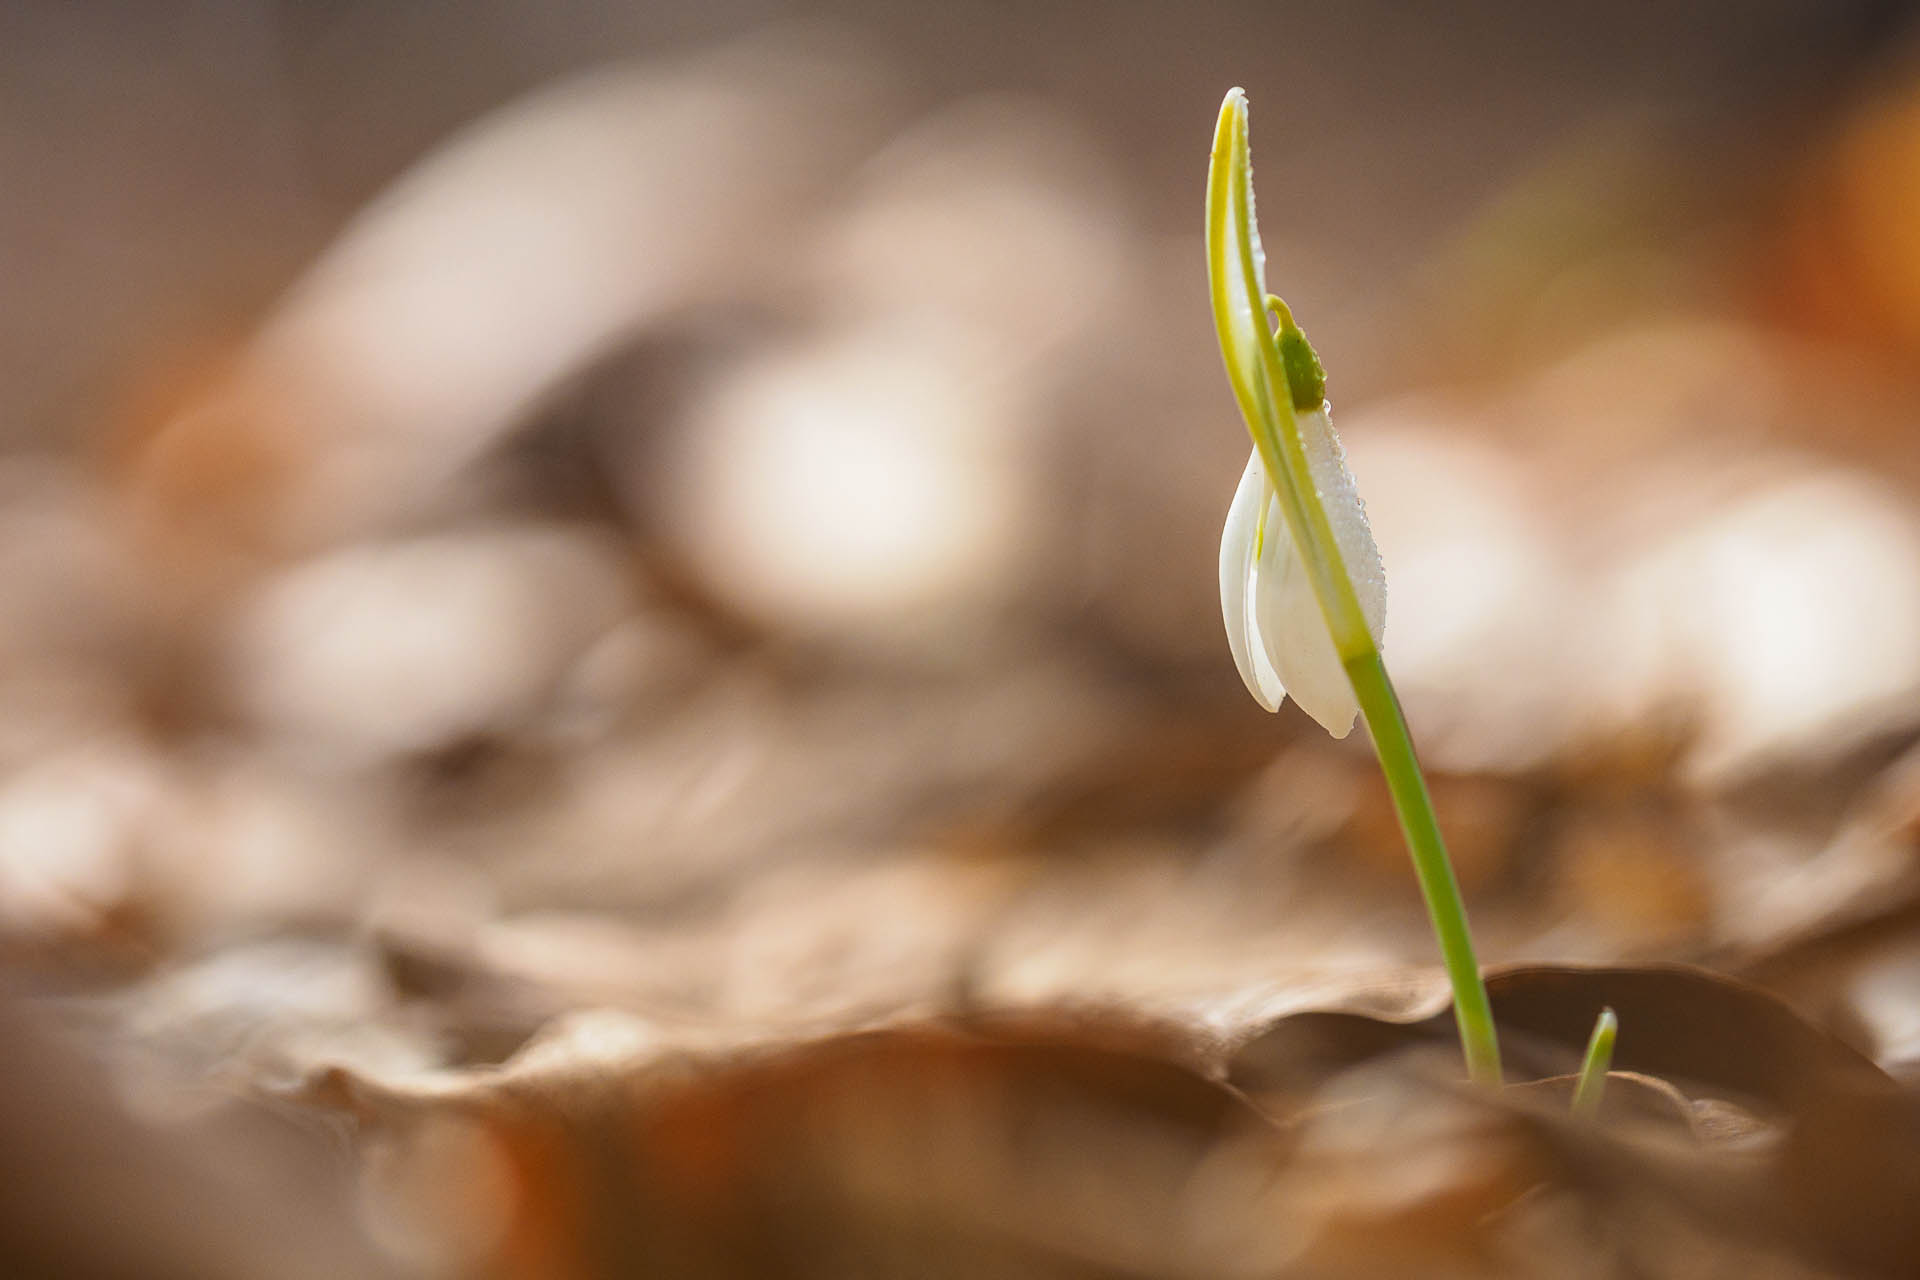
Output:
(1229, 962), (1920, 1277)
(1228, 962), (1892, 1113)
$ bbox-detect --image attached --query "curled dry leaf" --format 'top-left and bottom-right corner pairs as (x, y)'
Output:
(301, 1012), (1277, 1280)
(283, 961), (1920, 1279)
(0, 992), (394, 1280)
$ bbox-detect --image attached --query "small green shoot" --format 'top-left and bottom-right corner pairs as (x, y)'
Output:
(1572, 1007), (1618, 1119)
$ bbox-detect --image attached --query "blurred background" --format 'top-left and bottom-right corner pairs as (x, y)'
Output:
(6, 0), (1920, 1274)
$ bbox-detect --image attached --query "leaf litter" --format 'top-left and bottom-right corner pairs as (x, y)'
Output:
(7, 25), (1920, 1280)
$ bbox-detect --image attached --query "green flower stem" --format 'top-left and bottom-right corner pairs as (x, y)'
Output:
(1208, 89), (1502, 1086)
(1572, 1007), (1618, 1118)
(1345, 650), (1502, 1086)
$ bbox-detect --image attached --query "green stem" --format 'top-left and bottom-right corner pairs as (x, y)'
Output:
(1345, 650), (1502, 1086)
(1572, 1007), (1618, 1118)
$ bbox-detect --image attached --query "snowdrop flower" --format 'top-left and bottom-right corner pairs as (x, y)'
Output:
(1209, 89), (1385, 738)
(1219, 406), (1385, 736)
(1203, 87), (1499, 1085)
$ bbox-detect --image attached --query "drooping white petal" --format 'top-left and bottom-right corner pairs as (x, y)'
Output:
(1252, 488), (1359, 736)
(1219, 448), (1284, 711)
(1298, 403), (1386, 644)
(1232, 406), (1387, 738)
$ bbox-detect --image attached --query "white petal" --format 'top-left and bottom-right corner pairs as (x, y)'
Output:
(1219, 448), (1284, 711)
(1298, 403), (1386, 645)
(1253, 491), (1360, 736)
